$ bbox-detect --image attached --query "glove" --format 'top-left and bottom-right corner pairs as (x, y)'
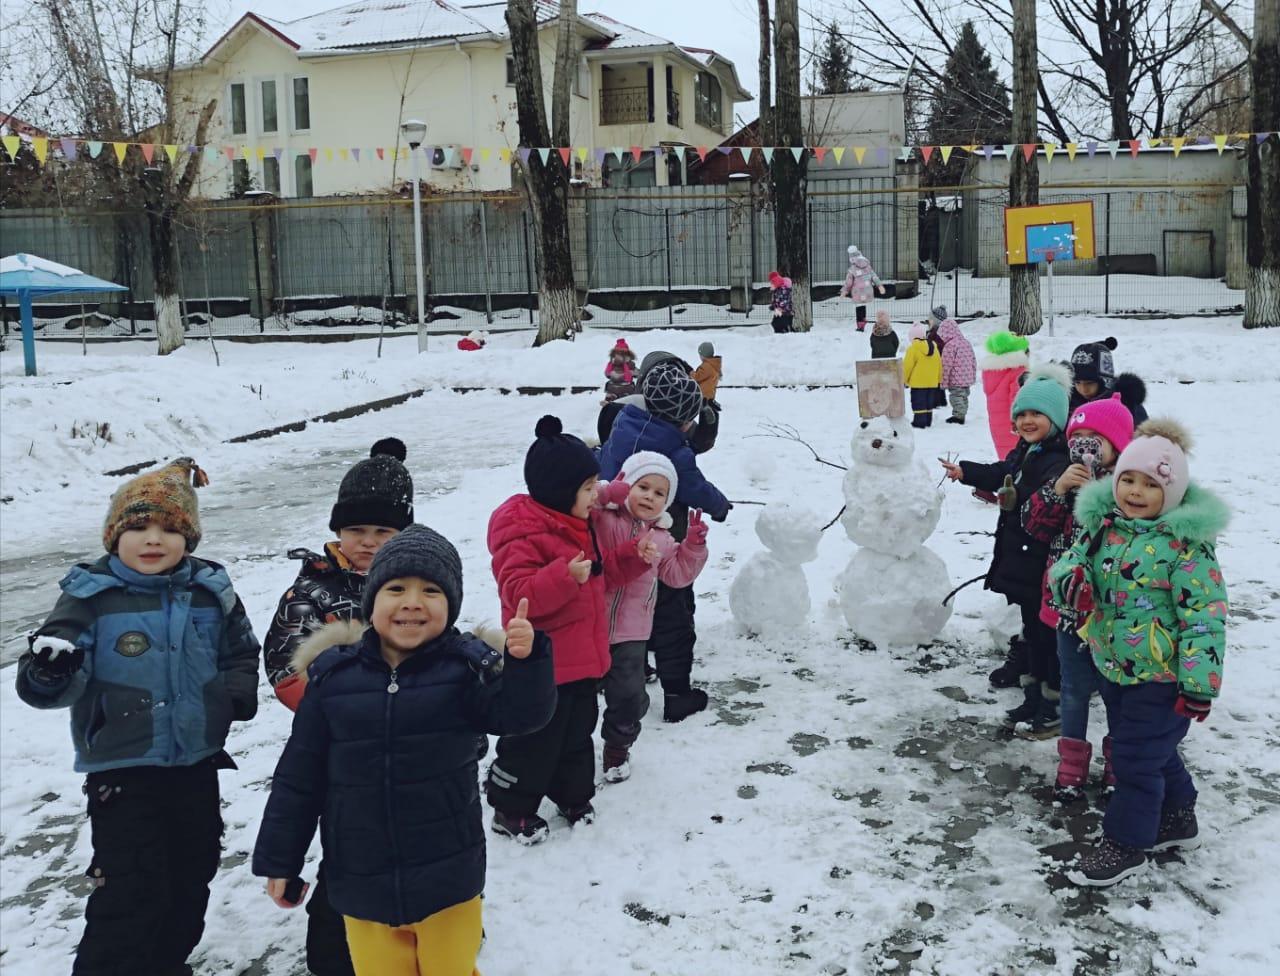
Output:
(711, 501), (733, 523)
(28, 635), (82, 677)
(1060, 566), (1095, 614)
(596, 475), (632, 508)
(1174, 695), (1211, 723)
(685, 509), (708, 546)
(995, 474), (1017, 512)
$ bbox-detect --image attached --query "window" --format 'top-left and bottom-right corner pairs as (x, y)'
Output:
(263, 155), (281, 194)
(294, 154), (314, 197)
(231, 158), (251, 196)
(505, 56), (516, 86)
(260, 79), (278, 133)
(292, 77), (311, 131)
(694, 72), (723, 132)
(229, 83), (247, 135)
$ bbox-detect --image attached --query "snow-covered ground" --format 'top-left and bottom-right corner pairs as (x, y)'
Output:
(2, 315), (1278, 975)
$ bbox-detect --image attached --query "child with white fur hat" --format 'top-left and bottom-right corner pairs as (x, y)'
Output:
(838, 244), (885, 332)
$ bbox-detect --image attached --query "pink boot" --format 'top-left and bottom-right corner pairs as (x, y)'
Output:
(1101, 735), (1117, 790)
(1054, 737), (1092, 801)
(856, 320), (867, 332)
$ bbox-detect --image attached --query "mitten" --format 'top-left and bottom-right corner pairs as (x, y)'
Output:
(1174, 695), (1211, 723)
(1060, 566), (1095, 614)
(28, 635), (83, 677)
(685, 509), (708, 546)
(596, 475), (632, 508)
(711, 501), (733, 523)
(995, 474), (1017, 512)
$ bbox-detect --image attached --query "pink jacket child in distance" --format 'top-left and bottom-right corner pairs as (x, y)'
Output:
(593, 452), (708, 643)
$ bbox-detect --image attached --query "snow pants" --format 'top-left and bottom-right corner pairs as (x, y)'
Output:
(650, 581), (698, 694)
(73, 756), (226, 976)
(947, 386), (970, 421)
(306, 860), (357, 976)
(910, 388), (938, 428)
(1057, 629), (1101, 741)
(343, 895), (481, 976)
(1019, 601), (1060, 690)
(772, 313), (793, 333)
(487, 678), (598, 816)
(601, 641), (651, 748)
(1099, 680), (1197, 848)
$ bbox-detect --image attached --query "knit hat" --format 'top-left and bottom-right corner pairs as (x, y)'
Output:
(619, 451), (679, 514)
(1010, 362), (1072, 432)
(768, 270), (784, 288)
(698, 341), (715, 359)
(908, 322), (927, 342)
(638, 349), (691, 379)
(1070, 337), (1118, 385)
(466, 330), (487, 344)
(524, 415), (600, 515)
(612, 338), (632, 353)
(984, 331), (1030, 357)
(361, 524), (463, 629)
(1066, 393), (1135, 455)
(1112, 418), (1192, 516)
(929, 305), (949, 324)
(103, 457), (209, 553)
(847, 245), (860, 257)
(330, 438), (414, 532)
(642, 362), (704, 426)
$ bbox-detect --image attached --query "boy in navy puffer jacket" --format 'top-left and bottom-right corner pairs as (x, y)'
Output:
(16, 458), (260, 976)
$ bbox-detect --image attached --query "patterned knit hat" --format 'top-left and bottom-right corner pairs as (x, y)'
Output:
(1066, 393), (1135, 455)
(330, 438), (414, 532)
(361, 524), (463, 629)
(929, 305), (949, 324)
(1010, 363), (1072, 432)
(1113, 418), (1192, 516)
(103, 457), (209, 553)
(1070, 337), (1118, 385)
(642, 362), (704, 426)
(524, 415), (600, 515)
(619, 451), (679, 514)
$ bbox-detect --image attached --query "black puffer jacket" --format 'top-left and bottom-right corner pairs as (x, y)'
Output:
(960, 435), (1070, 606)
(252, 625), (556, 927)
(1069, 372), (1148, 425)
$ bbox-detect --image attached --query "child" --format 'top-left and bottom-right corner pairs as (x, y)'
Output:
(457, 330), (487, 351)
(16, 458), (260, 976)
(902, 322), (944, 429)
(1051, 420), (1227, 886)
(838, 244), (886, 331)
(603, 338), (638, 402)
(930, 306), (976, 425)
(594, 452), (709, 781)
(939, 366), (1072, 736)
(980, 330), (1031, 460)
(869, 310), (899, 359)
(253, 526), (556, 974)
(486, 416), (651, 842)
(1022, 396), (1134, 799)
(1069, 337), (1149, 425)
(600, 364), (732, 720)
(768, 271), (794, 333)
(691, 341), (722, 402)
(262, 437), (412, 976)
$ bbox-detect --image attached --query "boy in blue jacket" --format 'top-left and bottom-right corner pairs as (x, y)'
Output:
(16, 457), (260, 976)
(253, 525), (556, 976)
(599, 362), (732, 721)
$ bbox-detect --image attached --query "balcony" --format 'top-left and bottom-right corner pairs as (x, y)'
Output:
(667, 90), (680, 127)
(600, 86), (649, 126)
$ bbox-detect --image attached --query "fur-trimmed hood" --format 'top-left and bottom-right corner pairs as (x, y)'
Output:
(289, 620), (506, 683)
(980, 349), (1031, 372)
(1072, 477), (1229, 543)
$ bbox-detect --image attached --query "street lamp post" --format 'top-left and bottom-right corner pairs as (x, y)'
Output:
(401, 118), (428, 352)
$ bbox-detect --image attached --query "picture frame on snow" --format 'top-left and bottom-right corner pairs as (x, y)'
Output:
(855, 359), (906, 419)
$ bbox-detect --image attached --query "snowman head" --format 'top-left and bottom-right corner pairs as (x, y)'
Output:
(851, 415), (913, 468)
(754, 502), (822, 564)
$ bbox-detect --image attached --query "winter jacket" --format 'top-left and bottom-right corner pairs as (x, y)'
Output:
(604, 353), (635, 386)
(869, 330), (899, 359)
(1049, 478), (1228, 699)
(839, 254), (882, 303)
(599, 404), (731, 520)
(981, 350), (1029, 459)
(487, 494), (650, 685)
(252, 623), (556, 927)
(16, 555), (260, 773)
(936, 319), (976, 388)
(692, 356), (723, 401)
(902, 338), (943, 390)
(263, 542), (365, 711)
(1023, 481), (1087, 629)
(457, 337), (484, 351)
(1069, 372), (1149, 426)
(960, 436), (1071, 606)
(770, 282), (793, 315)
(592, 504), (708, 643)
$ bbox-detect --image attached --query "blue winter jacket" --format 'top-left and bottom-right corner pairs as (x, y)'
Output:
(252, 626), (556, 927)
(16, 555), (260, 773)
(599, 404), (730, 519)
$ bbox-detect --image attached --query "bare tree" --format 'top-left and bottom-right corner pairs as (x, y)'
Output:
(758, 0), (773, 146)
(1009, 0), (1042, 335)
(771, 0), (811, 331)
(1245, 0), (1279, 327)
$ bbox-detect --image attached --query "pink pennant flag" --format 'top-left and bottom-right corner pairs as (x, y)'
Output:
(1127, 139), (1141, 158)
(557, 147), (571, 166)
(921, 146), (935, 165)
(308, 148), (318, 162)
(223, 146), (236, 161)
(813, 146), (828, 164)
(140, 144), (155, 164)
(630, 146), (643, 162)
(462, 147), (475, 165)
(1021, 143), (1036, 162)
(376, 147), (385, 160)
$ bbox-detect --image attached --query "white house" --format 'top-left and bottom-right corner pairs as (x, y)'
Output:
(171, 0), (751, 198)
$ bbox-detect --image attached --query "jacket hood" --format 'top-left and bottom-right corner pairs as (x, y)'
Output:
(936, 320), (964, 343)
(61, 554), (234, 613)
(980, 350), (1030, 372)
(487, 493), (588, 555)
(1112, 372), (1147, 410)
(291, 619), (367, 677)
(1073, 477), (1229, 543)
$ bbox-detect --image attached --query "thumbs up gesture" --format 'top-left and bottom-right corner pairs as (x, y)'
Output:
(996, 474), (1017, 512)
(568, 551), (593, 584)
(636, 528), (660, 564)
(506, 598), (535, 658)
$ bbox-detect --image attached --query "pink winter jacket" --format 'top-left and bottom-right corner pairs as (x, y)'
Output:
(980, 351), (1028, 459)
(839, 254), (882, 302)
(591, 504), (707, 644)
(936, 319), (976, 388)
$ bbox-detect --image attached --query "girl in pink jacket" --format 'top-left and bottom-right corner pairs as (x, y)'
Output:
(980, 330), (1030, 459)
(593, 451), (708, 783)
(838, 244), (885, 332)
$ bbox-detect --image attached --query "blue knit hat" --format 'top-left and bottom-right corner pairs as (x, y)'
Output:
(1010, 363), (1072, 433)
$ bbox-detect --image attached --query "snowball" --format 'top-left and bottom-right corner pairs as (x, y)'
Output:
(754, 502), (823, 564)
(837, 547), (954, 650)
(730, 553), (811, 634)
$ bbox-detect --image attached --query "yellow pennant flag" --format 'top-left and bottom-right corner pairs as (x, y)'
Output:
(324, 147), (334, 161)
(113, 142), (129, 163)
(576, 146), (588, 162)
(852, 146), (867, 165)
(1147, 137), (1164, 149)
(1170, 136), (1186, 157)
(962, 144), (977, 154)
(1236, 131), (1251, 140)
(255, 146), (266, 161)
(1043, 143), (1056, 162)
(1065, 142), (1078, 161)
(32, 137), (49, 163)
(480, 147), (492, 162)
(164, 144), (178, 164)
(240, 146), (252, 160)
(831, 146), (845, 164)
(1213, 134), (1228, 154)
(940, 145), (954, 164)
(1, 135), (19, 158)
(499, 148), (512, 163)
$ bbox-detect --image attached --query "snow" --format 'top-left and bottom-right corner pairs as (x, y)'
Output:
(729, 503), (821, 634)
(3, 313), (1280, 975)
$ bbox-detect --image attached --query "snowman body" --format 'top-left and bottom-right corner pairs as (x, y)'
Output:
(730, 503), (822, 635)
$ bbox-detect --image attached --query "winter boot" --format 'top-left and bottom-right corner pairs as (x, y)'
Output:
(946, 416), (965, 424)
(664, 688), (709, 723)
(1053, 738), (1093, 802)
(1151, 803), (1201, 853)
(644, 661), (658, 685)
(1066, 836), (1147, 887)
(1002, 676), (1041, 730)
(557, 801), (595, 826)
(602, 744), (631, 784)
(1016, 683), (1062, 740)
(989, 635), (1029, 689)
(856, 320), (867, 332)
(1101, 735), (1118, 791)
(491, 809), (549, 846)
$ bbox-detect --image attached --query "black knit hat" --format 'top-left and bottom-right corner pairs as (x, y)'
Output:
(1070, 338), (1118, 385)
(642, 363), (704, 425)
(329, 438), (414, 532)
(524, 416), (600, 515)
(361, 524), (463, 629)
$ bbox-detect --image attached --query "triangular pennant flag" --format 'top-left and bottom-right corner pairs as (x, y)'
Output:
(737, 146), (751, 165)
(32, 137), (48, 163)
(324, 148), (334, 162)
(609, 146), (624, 162)
(240, 146), (251, 160)
(1, 135), (19, 159)
(88, 140), (104, 159)
(186, 144), (198, 154)
(898, 146), (913, 162)
(813, 146), (828, 163)
(499, 147), (512, 163)
(696, 146), (709, 162)
(876, 147), (890, 166)
(981, 145), (994, 161)
(761, 147), (774, 165)
(630, 146), (643, 162)
(1002, 143), (1016, 158)
(1021, 143), (1036, 162)
(1170, 136), (1186, 157)
(139, 143), (155, 164)
(517, 147), (531, 163)
(1236, 131), (1251, 140)
(164, 144), (178, 164)
(791, 146), (805, 162)
(1043, 143), (1056, 162)
(939, 146), (953, 165)
(60, 138), (79, 162)
(1213, 134), (1228, 154)
(255, 146), (267, 161)
(113, 142), (129, 163)
(576, 147), (588, 162)
(1147, 137), (1164, 149)
(921, 145), (935, 164)
(459, 147), (472, 165)
(339, 148), (349, 160)
(1106, 140), (1120, 159)
(852, 146), (867, 164)
(203, 146), (218, 163)
(536, 147), (551, 164)
(1085, 141), (1098, 157)
(480, 147), (492, 162)
(376, 147), (385, 160)
(223, 146), (236, 161)
(308, 147), (318, 162)
(273, 147), (284, 161)
(351, 147), (361, 162)
(831, 146), (845, 164)
(1256, 132), (1272, 144)
(671, 146), (686, 162)
(716, 146), (731, 155)
(962, 144), (977, 154)
(1065, 142), (1078, 161)
(1126, 139), (1140, 158)
(557, 147), (570, 165)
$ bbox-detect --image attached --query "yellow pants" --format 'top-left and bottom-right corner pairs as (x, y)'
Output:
(343, 896), (482, 976)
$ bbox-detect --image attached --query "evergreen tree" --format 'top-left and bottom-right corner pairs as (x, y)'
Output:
(816, 21), (853, 95)
(926, 22), (1011, 184)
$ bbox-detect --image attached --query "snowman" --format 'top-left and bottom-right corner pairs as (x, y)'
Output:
(730, 502), (823, 636)
(836, 414), (953, 651)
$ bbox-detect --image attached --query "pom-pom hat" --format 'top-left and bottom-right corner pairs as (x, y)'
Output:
(524, 416), (600, 515)
(1070, 337), (1118, 385)
(330, 438), (414, 532)
(103, 457), (209, 553)
(1066, 393), (1135, 455)
(908, 322), (927, 342)
(984, 331), (1030, 357)
(1112, 418), (1192, 516)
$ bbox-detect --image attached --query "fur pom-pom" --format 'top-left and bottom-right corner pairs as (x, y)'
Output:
(534, 415), (563, 437)
(370, 437), (407, 462)
(984, 330), (1030, 357)
(472, 622), (508, 654)
(1100, 336), (1119, 350)
(1134, 417), (1193, 453)
(1025, 360), (1074, 392)
(1113, 372), (1147, 407)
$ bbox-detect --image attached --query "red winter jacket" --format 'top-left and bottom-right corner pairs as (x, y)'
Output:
(487, 494), (649, 685)
(980, 356), (1027, 460)
(457, 337), (484, 351)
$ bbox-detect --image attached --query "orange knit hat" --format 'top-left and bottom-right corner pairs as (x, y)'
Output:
(103, 457), (209, 553)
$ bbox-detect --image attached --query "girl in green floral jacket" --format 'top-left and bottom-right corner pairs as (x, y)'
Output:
(1050, 418), (1228, 887)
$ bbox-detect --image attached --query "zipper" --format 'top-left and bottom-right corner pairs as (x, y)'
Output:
(384, 667), (405, 924)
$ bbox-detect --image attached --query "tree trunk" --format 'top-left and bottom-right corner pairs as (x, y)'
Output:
(146, 200), (185, 354)
(757, 0), (772, 146)
(771, 0), (810, 332)
(551, 0), (577, 149)
(1008, 0), (1042, 335)
(1245, 0), (1280, 329)
(507, 0), (577, 346)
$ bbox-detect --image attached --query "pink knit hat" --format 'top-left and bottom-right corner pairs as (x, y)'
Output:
(768, 271), (784, 288)
(908, 322), (927, 341)
(1112, 418), (1192, 516)
(1066, 393), (1135, 456)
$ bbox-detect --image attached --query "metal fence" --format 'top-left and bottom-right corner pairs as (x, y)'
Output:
(0, 177), (1245, 339)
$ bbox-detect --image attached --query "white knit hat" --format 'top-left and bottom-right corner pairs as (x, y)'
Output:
(619, 451), (679, 514)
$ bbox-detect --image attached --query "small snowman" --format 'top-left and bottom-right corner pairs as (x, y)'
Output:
(836, 414), (953, 651)
(730, 502), (823, 635)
